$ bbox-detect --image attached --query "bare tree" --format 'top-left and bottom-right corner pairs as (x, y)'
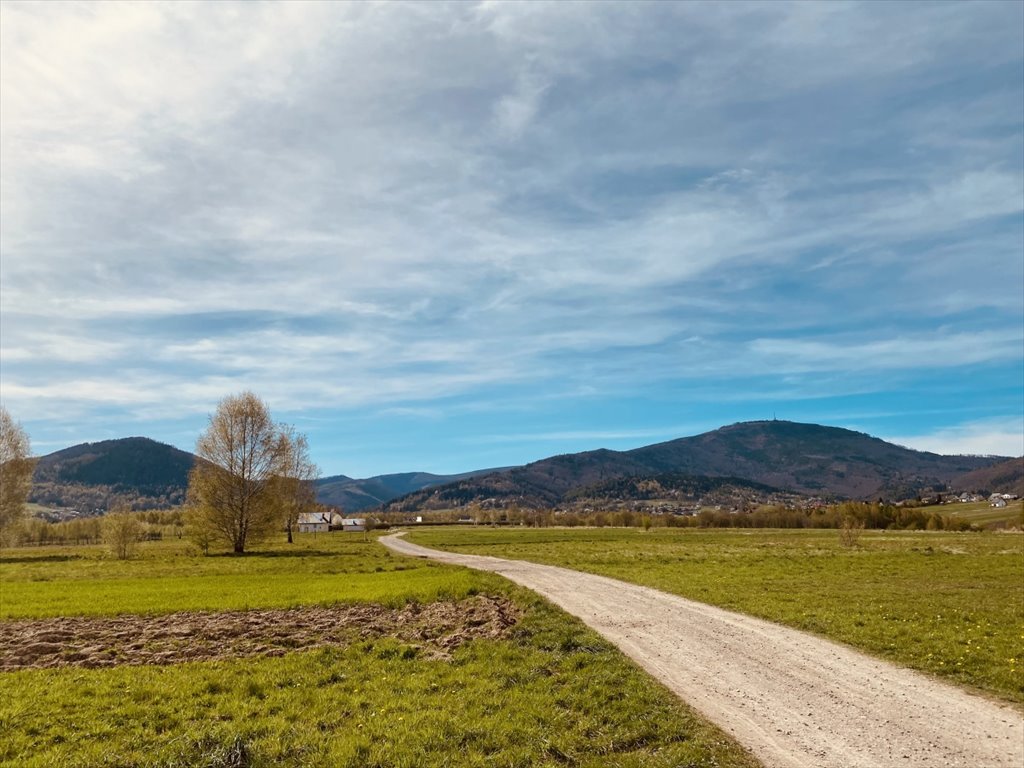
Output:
(277, 426), (320, 543)
(183, 503), (216, 556)
(103, 506), (144, 559)
(0, 407), (34, 547)
(186, 392), (296, 553)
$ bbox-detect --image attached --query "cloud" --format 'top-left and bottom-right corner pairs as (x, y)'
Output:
(748, 329), (1024, 374)
(0, 1), (1021, 469)
(884, 418), (1024, 458)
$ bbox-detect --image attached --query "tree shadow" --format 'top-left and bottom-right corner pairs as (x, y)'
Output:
(206, 549), (355, 559)
(0, 554), (83, 564)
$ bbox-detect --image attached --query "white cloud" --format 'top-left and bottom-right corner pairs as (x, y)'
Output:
(884, 419), (1024, 458)
(0, 0), (1021, 455)
(749, 330), (1023, 373)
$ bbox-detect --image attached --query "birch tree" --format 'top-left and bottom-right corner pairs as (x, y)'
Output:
(0, 407), (34, 547)
(278, 426), (320, 544)
(187, 392), (291, 553)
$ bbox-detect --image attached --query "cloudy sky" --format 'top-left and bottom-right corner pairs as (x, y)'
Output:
(1, 1), (1022, 477)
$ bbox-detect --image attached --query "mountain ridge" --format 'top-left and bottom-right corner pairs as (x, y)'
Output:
(25, 422), (1017, 514)
(382, 420), (1012, 512)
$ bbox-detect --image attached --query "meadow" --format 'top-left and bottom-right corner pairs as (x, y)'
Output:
(406, 526), (1024, 704)
(924, 499), (1024, 528)
(0, 534), (757, 767)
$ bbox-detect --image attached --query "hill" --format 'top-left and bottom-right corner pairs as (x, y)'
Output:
(26, 434), (512, 515)
(951, 457), (1024, 496)
(383, 421), (1007, 512)
(30, 437), (196, 512)
(316, 468), (514, 512)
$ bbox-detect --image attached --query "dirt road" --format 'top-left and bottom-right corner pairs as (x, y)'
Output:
(381, 533), (1023, 768)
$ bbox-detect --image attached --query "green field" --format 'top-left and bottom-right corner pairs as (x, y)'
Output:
(406, 527), (1024, 704)
(0, 535), (757, 767)
(924, 499), (1024, 528)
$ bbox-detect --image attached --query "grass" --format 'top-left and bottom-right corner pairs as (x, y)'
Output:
(0, 534), (477, 619)
(0, 533), (758, 767)
(406, 526), (1024, 704)
(923, 499), (1024, 528)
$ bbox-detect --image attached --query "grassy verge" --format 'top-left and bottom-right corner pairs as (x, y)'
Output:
(0, 535), (758, 767)
(406, 527), (1024, 703)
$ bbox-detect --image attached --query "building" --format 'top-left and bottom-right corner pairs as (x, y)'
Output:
(297, 512), (331, 533)
(339, 518), (368, 532)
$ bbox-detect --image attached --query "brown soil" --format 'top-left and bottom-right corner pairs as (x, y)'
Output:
(0, 595), (519, 671)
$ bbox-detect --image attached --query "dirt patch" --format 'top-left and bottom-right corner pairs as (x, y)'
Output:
(0, 595), (520, 671)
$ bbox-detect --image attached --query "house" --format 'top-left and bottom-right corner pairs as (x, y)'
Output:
(991, 498), (1007, 508)
(297, 512), (331, 533)
(339, 518), (367, 532)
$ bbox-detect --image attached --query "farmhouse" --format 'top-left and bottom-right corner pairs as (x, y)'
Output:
(297, 512), (332, 533)
(339, 518), (367, 532)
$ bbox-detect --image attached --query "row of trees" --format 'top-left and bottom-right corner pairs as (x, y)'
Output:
(391, 500), (995, 532)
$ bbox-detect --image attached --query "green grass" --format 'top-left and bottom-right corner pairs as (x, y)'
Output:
(0, 534), (758, 767)
(406, 526), (1024, 704)
(923, 499), (1024, 528)
(0, 534), (478, 619)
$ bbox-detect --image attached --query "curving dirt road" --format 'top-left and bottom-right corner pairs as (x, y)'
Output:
(381, 533), (1024, 768)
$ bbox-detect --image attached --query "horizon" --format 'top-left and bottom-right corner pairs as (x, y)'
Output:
(2, 2), (1022, 477)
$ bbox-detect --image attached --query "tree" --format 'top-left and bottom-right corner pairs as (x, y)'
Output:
(0, 407), (34, 547)
(186, 391), (311, 554)
(103, 506), (144, 559)
(277, 426), (320, 543)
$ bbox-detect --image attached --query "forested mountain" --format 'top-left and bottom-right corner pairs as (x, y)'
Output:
(383, 421), (1008, 512)
(316, 468), (514, 512)
(27, 436), (512, 514)
(952, 457), (1024, 496)
(26, 422), (1012, 515)
(30, 437), (195, 512)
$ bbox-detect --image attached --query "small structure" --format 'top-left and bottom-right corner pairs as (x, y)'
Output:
(339, 518), (367, 532)
(297, 512), (331, 533)
(991, 498), (1008, 508)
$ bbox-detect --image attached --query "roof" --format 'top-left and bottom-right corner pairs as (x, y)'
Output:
(297, 513), (330, 525)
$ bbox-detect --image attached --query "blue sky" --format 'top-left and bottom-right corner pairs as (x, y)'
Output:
(1, 1), (1022, 478)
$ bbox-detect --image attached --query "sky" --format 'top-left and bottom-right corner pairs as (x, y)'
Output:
(1, 1), (1022, 478)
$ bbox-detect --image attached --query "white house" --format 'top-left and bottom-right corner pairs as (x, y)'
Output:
(339, 518), (368, 532)
(297, 512), (331, 533)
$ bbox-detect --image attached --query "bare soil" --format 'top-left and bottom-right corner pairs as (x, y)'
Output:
(0, 595), (519, 671)
(383, 533), (1024, 768)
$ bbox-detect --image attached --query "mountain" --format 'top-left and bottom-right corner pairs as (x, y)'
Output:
(952, 458), (1024, 496)
(316, 468), (514, 512)
(383, 421), (1008, 512)
(31, 437), (196, 512)
(27, 434), (512, 515)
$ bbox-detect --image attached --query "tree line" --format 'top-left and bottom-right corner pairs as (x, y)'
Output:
(380, 500), (997, 532)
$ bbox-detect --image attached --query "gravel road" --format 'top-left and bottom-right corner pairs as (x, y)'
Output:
(381, 533), (1023, 768)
